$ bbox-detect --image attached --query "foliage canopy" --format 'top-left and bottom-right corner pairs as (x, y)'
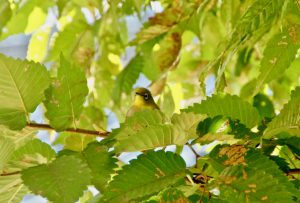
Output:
(0, 0), (299, 202)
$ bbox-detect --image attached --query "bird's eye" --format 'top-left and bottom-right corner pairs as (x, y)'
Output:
(144, 93), (149, 100)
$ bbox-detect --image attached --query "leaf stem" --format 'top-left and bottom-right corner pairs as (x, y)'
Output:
(26, 123), (110, 137)
(187, 143), (201, 159)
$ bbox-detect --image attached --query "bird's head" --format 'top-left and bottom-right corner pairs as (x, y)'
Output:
(133, 87), (155, 106)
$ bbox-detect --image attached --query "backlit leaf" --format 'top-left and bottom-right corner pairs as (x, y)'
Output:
(0, 137), (14, 171)
(254, 25), (300, 94)
(112, 54), (144, 103)
(21, 155), (92, 203)
(101, 150), (186, 202)
(0, 174), (28, 203)
(263, 87), (300, 138)
(44, 55), (88, 131)
(0, 54), (50, 129)
(185, 94), (260, 128)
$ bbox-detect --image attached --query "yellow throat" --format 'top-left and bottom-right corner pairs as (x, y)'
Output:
(126, 88), (159, 117)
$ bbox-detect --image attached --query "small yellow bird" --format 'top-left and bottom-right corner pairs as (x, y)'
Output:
(126, 87), (160, 118)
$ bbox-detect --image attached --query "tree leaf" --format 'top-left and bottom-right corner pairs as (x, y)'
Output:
(171, 112), (206, 139)
(0, 1), (53, 40)
(76, 105), (107, 131)
(0, 137), (15, 171)
(159, 86), (175, 117)
(229, 0), (284, 47)
(253, 94), (275, 119)
(184, 94), (260, 128)
(112, 109), (165, 141)
(27, 26), (51, 62)
(263, 87), (300, 139)
(0, 54), (50, 130)
(0, 1), (12, 36)
(21, 155), (92, 203)
(47, 9), (89, 61)
(212, 0), (285, 89)
(114, 110), (206, 152)
(82, 142), (117, 192)
(112, 54), (144, 103)
(101, 150), (186, 202)
(146, 187), (189, 203)
(194, 133), (236, 145)
(56, 142), (117, 192)
(6, 139), (56, 171)
(131, 25), (170, 45)
(0, 125), (36, 146)
(254, 25), (300, 95)
(115, 124), (184, 152)
(59, 133), (96, 152)
(153, 30), (182, 72)
(214, 148), (298, 202)
(0, 174), (28, 203)
(44, 54), (88, 131)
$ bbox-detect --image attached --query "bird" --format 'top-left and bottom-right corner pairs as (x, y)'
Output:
(126, 87), (160, 118)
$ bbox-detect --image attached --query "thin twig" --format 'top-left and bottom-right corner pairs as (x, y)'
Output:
(187, 143), (201, 159)
(0, 171), (20, 176)
(27, 123), (110, 137)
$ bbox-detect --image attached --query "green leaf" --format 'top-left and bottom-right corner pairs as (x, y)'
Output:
(61, 133), (95, 152)
(229, 0), (284, 47)
(82, 142), (117, 192)
(6, 139), (56, 171)
(0, 1), (53, 40)
(0, 125), (36, 146)
(159, 86), (175, 117)
(27, 26), (51, 62)
(54, 142), (117, 192)
(76, 105), (107, 131)
(148, 187), (188, 203)
(131, 25), (170, 45)
(253, 94), (275, 119)
(0, 1), (12, 36)
(185, 94), (260, 128)
(10, 139), (55, 162)
(114, 110), (206, 152)
(112, 54), (144, 103)
(254, 25), (300, 94)
(101, 150), (186, 202)
(0, 174), (28, 203)
(194, 133), (236, 145)
(44, 55), (88, 131)
(0, 54), (50, 130)
(115, 124), (184, 152)
(171, 112), (206, 139)
(0, 137), (15, 171)
(215, 149), (298, 202)
(160, 188), (188, 202)
(263, 87), (300, 139)
(21, 155), (92, 203)
(47, 10), (88, 61)
(212, 0), (285, 88)
(278, 145), (300, 170)
(113, 109), (165, 141)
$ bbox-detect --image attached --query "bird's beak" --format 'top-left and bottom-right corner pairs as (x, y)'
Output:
(135, 92), (143, 96)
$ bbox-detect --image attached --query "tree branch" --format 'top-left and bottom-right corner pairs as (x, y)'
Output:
(0, 171), (20, 176)
(27, 123), (110, 137)
(287, 169), (300, 175)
